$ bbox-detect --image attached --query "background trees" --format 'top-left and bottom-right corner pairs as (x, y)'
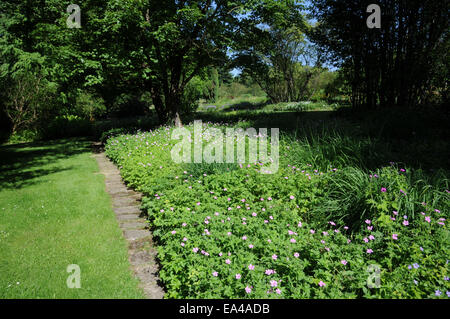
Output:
(231, 1), (324, 103)
(310, 0), (449, 108)
(0, 0), (448, 141)
(101, 0), (243, 126)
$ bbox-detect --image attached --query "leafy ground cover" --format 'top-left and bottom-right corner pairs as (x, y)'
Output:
(105, 113), (449, 299)
(0, 139), (144, 298)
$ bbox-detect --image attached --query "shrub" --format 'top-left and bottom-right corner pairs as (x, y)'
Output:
(105, 124), (449, 299)
(74, 92), (107, 121)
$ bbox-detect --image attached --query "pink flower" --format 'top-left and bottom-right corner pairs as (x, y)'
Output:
(245, 286), (252, 293)
(393, 211), (398, 215)
(171, 230), (177, 234)
(225, 259), (231, 264)
(363, 237), (369, 243)
(318, 281), (326, 287)
(270, 280), (278, 287)
(212, 271), (218, 277)
(369, 235), (375, 240)
(272, 254), (278, 260)
(248, 264), (255, 270)
(310, 229), (315, 234)
(365, 219), (372, 225)
(392, 234), (398, 240)
(242, 236), (247, 240)
(193, 247), (199, 253)
(294, 252), (299, 258)
(235, 274), (241, 279)
(425, 216), (431, 223)
(403, 220), (409, 226)
(275, 288), (282, 294)
(381, 187), (387, 192)
(252, 212), (257, 217)
(341, 260), (348, 265)
(290, 238), (296, 243)
(249, 244), (254, 249)
(366, 249), (373, 254)
(289, 195), (295, 200)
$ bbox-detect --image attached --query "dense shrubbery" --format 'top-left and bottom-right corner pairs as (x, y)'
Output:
(105, 122), (449, 299)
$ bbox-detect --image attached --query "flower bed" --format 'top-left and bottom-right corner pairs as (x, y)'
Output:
(105, 123), (449, 298)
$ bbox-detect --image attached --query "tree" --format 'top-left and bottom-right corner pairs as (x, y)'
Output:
(310, 0), (449, 108)
(101, 0), (249, 126)
(231, 0), (323, 103)
(0, 0), (109, 131)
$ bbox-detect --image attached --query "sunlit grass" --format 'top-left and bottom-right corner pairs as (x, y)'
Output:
(0, 139), (144, 298)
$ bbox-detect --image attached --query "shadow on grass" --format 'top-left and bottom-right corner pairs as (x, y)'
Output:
(0, 138), (91, 189)
(220, 100), (270, 112)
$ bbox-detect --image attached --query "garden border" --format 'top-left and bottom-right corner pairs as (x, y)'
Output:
(92, 142), (164, 299)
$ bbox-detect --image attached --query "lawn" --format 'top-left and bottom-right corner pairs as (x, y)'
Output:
(0, 139), (144, 298)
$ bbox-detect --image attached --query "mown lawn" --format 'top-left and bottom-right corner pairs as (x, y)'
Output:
(0, 139), (144, 298)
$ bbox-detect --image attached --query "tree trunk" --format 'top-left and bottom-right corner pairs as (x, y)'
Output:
(167, 89), (183, 127)
(147, 80), (167, 124)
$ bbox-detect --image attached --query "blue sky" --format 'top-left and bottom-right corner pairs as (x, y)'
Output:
(229, 1), (331, 77)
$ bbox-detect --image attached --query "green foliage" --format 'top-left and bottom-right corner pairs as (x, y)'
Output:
(74, 92), (107, 121)
(105, 122), (449, 298)
(42, 115), (92, 140)
(310, 0), (449, 108)
(110, 93), (151, 118)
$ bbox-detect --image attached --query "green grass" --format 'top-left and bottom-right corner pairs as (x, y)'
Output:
(197, 96), (336, 114)
(0, 139), (144, 298)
